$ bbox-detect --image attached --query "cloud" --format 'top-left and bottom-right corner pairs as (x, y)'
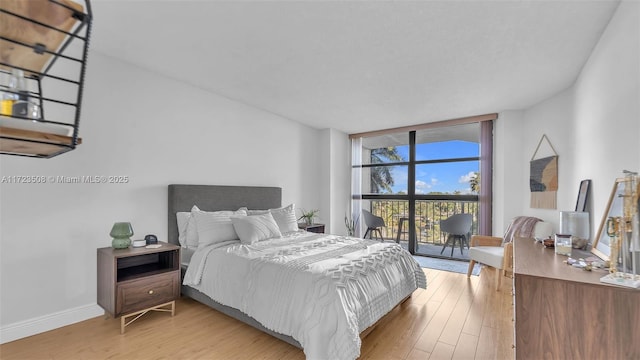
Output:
(459, 171), (476, 184)
(415, 178), (439, 194)
(415, 180), (429, 194)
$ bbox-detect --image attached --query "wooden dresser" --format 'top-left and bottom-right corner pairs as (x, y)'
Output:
(513, 238), (640, 359)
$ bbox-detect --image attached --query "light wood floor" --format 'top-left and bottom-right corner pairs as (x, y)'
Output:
(0, 267), (514, 360)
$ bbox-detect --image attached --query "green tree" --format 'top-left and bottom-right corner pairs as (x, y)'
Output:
(470, 172), (480, 193)
(370, 147), (404, 193)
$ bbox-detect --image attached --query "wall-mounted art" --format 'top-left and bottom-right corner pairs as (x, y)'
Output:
(530, 134), (558, 209)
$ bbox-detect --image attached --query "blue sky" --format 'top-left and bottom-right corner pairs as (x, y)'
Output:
(387, 141), (479, 194)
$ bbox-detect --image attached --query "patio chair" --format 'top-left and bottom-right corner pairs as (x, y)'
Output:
(439, 214), (473, 256)
(362, 209), (385, 242)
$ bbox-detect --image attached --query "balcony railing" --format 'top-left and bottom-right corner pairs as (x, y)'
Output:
(368, 199), (478, 245)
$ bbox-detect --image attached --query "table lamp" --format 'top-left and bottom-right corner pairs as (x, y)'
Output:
(110, 222), (134, 249)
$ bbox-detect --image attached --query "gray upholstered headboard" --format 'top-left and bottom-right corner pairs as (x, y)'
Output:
(167, 184), (282, 246)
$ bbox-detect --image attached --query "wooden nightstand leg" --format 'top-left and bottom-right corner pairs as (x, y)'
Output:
(120, 301), (176, 334)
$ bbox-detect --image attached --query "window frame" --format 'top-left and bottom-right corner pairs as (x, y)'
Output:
(350, 113), (494, 255)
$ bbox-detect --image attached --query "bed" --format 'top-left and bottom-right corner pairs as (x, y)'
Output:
(168, 184), (426, 360)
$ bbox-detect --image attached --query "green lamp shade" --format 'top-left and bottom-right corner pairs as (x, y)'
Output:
(110, 222), (134, 249)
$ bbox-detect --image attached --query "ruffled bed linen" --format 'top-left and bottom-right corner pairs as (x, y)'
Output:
(183, 231), (427, 360)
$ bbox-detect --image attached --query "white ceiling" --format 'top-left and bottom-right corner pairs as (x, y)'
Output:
(89, 0), (619, 134)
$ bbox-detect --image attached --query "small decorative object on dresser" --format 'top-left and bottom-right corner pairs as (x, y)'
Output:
(554, 234), (572, 256)
(131, 239), (146, 248)
(110, 222), (133, 249)
(97, 242), (180, 333)
(144, 234), (158, 245)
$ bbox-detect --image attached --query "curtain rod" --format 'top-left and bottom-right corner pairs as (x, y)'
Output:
(348, 113), (498, 139)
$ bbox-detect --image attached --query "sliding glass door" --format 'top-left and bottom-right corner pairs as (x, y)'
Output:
(351, 118), (493, 260)
(411, 124), (480, 258)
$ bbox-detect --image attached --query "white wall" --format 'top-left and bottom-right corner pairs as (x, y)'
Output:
(519, 88), (575, 231)
(572, 0), (640, 237)
(509, 1), (639, 237)
(493, 110), (525, 234)
(0, 52), (326, 342)
(319, 128), (351, 235)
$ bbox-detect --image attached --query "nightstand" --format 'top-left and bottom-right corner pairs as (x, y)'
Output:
(97, 242), (180, 333)
(299, 223), (325, 234)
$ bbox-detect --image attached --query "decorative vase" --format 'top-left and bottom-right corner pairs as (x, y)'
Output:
(110, 222), (134, 249)
(554, 234), (572, 256)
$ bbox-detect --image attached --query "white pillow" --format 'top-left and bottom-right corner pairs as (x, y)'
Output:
(270, 204), (300, 233)
(192, 208), (248, 249)
(176, 212), (190, 247)
(248, 204), (299, 234)
(177, 205), (200, 248)
(231, 212), (282, 245)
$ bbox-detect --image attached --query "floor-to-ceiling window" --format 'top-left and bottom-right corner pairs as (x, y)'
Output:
(350, 114), (494, 261)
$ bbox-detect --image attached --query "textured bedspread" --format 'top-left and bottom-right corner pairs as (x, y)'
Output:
(183, 231), (426, 360)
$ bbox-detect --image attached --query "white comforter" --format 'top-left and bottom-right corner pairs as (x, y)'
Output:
(183, 231), (426, 360)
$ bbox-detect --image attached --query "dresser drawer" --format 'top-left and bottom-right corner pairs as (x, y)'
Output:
(116, 271), (179, 315)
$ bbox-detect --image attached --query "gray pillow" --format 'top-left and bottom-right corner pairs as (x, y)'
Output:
(231, 212), (282, 244)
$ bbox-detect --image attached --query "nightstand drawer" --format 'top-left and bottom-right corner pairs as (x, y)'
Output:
(116, 272), (179, 315)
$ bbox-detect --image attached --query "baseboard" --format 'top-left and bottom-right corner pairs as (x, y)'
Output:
(0, 303), (104, 344)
